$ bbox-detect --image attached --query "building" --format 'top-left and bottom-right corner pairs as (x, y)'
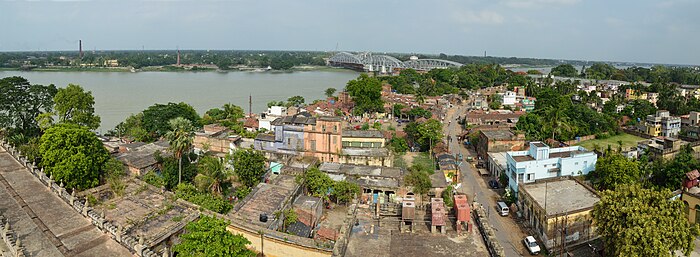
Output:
(518, 178), (600, 252)
(193, 124), (242, 157)
(318, 162), (404, 204)
(644, 110), (681, 138)
(254, 114), (343, 163)
(506, 142), (597, 194)
(476, 130), (525, 160)
(469, 95), (488, 110)
(465, 110), (524, 127)
(682, 170), (700, 224)
(342, 130), (385, 148)
(258, 106), (288, 131)
(637, 137), (700, 160)
(647, 92), (659, 106)
(488, 152), (508, 178)
(115, 140), (170, 176)
(520, 97), (536, 112)
(681, 111), (700, 140)
(497, 91), (517, 106)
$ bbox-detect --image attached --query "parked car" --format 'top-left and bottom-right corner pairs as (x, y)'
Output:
(488, 180), (500, 189)
(523, 236), (541, 255)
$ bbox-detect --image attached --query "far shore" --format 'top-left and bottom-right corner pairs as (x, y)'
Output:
(0, 65), (358, 73)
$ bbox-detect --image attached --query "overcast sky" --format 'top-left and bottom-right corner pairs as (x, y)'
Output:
(1, 0), (698, 65)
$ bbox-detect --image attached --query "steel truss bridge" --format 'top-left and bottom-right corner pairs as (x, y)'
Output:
(328, 52), (463, 73)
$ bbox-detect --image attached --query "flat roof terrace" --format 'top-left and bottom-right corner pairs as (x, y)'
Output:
(0, 146), (131, 257)
(521, 179), (600, 216)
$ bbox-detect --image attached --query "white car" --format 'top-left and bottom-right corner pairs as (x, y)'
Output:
(523, 236), (541, 255)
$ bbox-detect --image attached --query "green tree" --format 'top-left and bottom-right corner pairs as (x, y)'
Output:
(214, 57), (232, 70)
(650, 144), (700, 190)
(174, 215), (255, 257)
(142, 102), (200, 138)
(278, 208), (298, 231)
(0, 76), (57, 139)
(174, 183), (233, 214)
(549, 64), (578, 77)
(231, 149), (267, 188)
(346, 74), (384, 115)
(592, 184), (699, 257)
(165, 117), (195, 185)
(39, 123), (109, 190)
(332, 180), (360, 205)
(195, 155), (231, 195)
(389, 136), (409, 154)
(404, 164), (432, 199)
(406, 107), (431, 120)
(404, 119), (443, 151)
(442, 185), (454, 207)
(488, 98), (502, 110)
(324, 87), (337, 98)
(53, 84), (101, 130)
(286, 95), (305, 107)
(589, 153), (642, 190)
(297, 167), (334, 198)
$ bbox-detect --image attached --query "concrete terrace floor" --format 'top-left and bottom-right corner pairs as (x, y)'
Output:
(0, 146), (131, 257)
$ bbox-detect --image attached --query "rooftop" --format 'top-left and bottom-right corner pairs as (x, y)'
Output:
(521, 179), (600, 216)
(481, 130), (516, 140)
(342, 130), (384, 138)
(319, 162), (402, 179)
(233, 176), (297, 228)
(341, 147), (390, 157)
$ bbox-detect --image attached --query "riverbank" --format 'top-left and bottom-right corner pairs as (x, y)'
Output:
(0, 65), (356, 73)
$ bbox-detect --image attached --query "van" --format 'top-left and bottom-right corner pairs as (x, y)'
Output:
(497, 201), (509, 216)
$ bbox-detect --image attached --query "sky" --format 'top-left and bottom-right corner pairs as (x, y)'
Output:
(0, 0), (698, 65)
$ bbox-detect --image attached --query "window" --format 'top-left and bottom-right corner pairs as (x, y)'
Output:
(518, 174), (524, 182)
(322, 125), (326, 132)
(310, 140), (316, 151)
(527, 174), (534, 181)
(334, 125), (338, 133)
(287, 138), (291, 146)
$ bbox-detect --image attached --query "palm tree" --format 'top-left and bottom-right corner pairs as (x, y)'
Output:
(165, 117), (195, 185)
(195, 155), (230, 195)
(544, 107), (573, 141)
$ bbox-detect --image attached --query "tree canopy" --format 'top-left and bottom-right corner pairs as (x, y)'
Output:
(231, 149), (267, 188)
(592, 184), (699, 257)
(550, 64), (578, 78)
(53, 84), (101, 130)
(404, 164), (432, 196)
(404, 119), (443, 151)
(39, 123), (109, 190)
(346, 74), (384, 115)
(174, 215), (255, 257)
(588, 152), (643, 190)
(142, 102), (201, 138)
(0, 76), (57, 140)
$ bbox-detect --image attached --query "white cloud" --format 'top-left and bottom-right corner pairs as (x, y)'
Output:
(501, 0), (579, 8)
(452, 10), (504, 25)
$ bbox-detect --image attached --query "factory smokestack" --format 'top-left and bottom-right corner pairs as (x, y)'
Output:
(79, 40), (83, 59)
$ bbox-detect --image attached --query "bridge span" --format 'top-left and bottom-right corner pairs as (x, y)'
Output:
(328, 52), (462, 73)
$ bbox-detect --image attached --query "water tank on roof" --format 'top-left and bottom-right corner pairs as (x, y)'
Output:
(259, 213), (268, 223)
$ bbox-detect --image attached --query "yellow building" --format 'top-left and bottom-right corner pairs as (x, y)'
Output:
(518, 178), (600, 252)
(103, 59), (119, 67)
(342, 130), (385, 148)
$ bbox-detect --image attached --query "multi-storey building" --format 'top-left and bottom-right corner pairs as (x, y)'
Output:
(506, 142), (597, 194)
(644, 110), (681, 138)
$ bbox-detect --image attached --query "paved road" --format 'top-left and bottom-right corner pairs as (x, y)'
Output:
(443, 105), (527, 257)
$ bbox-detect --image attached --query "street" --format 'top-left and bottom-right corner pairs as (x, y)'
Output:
(443, 105), (529, 257)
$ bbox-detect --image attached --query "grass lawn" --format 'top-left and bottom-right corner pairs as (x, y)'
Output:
(396, 152), (436, 174)
(575, 133), (645, 151)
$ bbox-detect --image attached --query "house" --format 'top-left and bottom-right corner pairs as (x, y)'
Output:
(254, 114), (343, 163)
(506, 142), (597, 194)
(637, 137), (700, 160)
(342, 130), (385, 148)
(193, 124), (242, 157)
(115, 140), (170, 176)
(318, 162), (405, 204)
(518, 178), (600, 252)
(497, 91), (517, 106)
(488, 152), (508, 178)
(465, 110), (524, 127)
(682, 170), (700, 224)
(681, 111), (700, 140)
(340, 130), (392, 167)
(644, 110), (681, 138)
(476, 130), (526, 160)
(258, 106), (287, 131)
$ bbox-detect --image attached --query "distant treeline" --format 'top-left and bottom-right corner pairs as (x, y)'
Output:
(1, 50), (695, 71)
(550, 63), (700, 85)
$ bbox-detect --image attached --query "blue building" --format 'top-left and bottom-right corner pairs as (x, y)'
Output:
(506, 142), (597, 194)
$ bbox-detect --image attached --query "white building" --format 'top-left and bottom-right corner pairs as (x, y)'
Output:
(506, 142), (597, 194)
(498, 91), (517, 106)
(258, 106), (287, 131)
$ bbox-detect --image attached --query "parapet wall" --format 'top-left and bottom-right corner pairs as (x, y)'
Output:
(472, 203), (505, 257)
(1, 212), (26, 257)
(0, 141), (165, 257)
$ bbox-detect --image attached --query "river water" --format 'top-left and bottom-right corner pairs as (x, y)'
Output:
(0, 70), (359, 132)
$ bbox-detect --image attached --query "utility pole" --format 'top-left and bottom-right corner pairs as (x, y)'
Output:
(249, 94), (253, 117)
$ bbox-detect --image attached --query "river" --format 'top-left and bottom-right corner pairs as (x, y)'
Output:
(0, 70), (360, 133)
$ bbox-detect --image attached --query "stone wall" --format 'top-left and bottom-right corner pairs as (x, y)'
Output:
(1, 212), (26, 257)
(0, 141), (166, 257)
(472, 203), (505, 257)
